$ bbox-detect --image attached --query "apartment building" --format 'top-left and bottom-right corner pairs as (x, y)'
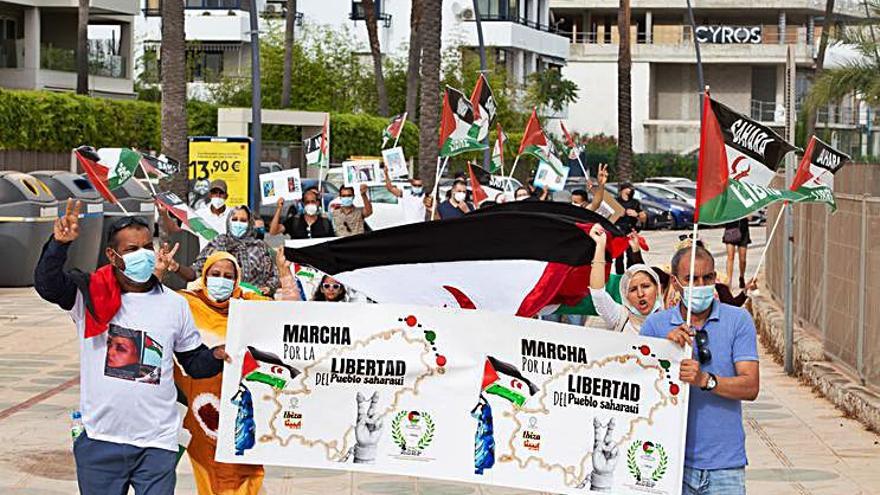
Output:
(0, 0), (137, 98)
(550, 0), (874, 156)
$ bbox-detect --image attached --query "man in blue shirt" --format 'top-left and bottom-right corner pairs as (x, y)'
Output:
(640, 245), (759, 495)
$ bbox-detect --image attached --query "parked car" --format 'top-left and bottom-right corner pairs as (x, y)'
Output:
(629, 184), (694, 229)
(644, 176), (695, 185)
(636, 182), (696, 207)
(603, 183), (673, 230)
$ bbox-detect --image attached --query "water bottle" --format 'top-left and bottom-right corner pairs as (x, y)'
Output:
(70, 410), (84, 442)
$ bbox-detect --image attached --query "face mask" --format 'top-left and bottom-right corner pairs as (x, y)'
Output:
(229, 220), (248, 238)
(680, 284), (715, 313)
(572, 201), (583, 207)
(116, 248), (156, 284)
(453, 191), (467, 202)
(516, 195), (528, 201)
(254, 226), (266, 236)
(206, 276), (235, 302)
(210, 196), (225, 209)
(304, 203), (319, 216)
(411, 187), (423, 196)
(339, 196), (354, 207)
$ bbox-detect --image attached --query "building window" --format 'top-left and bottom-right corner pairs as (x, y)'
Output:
(188, 51), (224, 82)
(350, 0), (392, 26)
(144, 0), (241, 15)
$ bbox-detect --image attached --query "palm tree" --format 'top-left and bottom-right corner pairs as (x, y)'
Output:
(281, 0), (297, 108)
(418, 0), (442, 186)
(405, 0), (422, 122)
(807, 1), (880, 113)
(161, 0), (189, 200)
(76, 0), (89, 95)
(362, 0), (389, 116)
(616, 0), (633, 180)
(804, 0), (836, 140)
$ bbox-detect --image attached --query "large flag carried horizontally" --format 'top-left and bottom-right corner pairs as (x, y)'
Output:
(790, 135), (850, 212)
(470, 74), (496, 142)
(382, 112), (407, 148)
(439, 86), (488, 157)
(304, 115), (330, 167)
(154, 191), (219, 242)
(74, 146), (141, 203)
(490, 124), (506, 173)
(695, 93), (803, 225)
(518, 110), (565, 174)
(240, 346), (300, 390)
(285, 202), (629, 317)
(481, 356), (538, 407)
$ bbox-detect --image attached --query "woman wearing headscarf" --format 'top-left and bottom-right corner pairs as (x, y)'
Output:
(173, 251), (269, 495)
(176, 206), (280, 296)
(588, 224), (663, 334)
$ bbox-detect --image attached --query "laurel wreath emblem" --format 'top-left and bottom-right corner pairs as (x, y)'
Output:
(626, 440), (668, 482)
(652, 445), (668, 481)
(391, 411), (435, 453)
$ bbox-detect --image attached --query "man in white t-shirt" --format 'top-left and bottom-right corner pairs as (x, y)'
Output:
(34, 200), (229, 495)
(160, 179), (232, 249)
(383, 172), (431, 224)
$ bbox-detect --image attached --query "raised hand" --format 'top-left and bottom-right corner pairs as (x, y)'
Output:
(353, 391), (383, 463)
(589, 224), (607, 245)
(590, 417), (619, 491)
(597, 163), (609, 187)
(154, 241), (180, 278)
(275, 246), (291, 273)
(53, 199), (82, 244)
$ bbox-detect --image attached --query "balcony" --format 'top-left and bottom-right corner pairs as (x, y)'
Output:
(549, 0), (867, 16)
(40, 44), (127, 79)
(144, 0), (242, 16)
(457, 17), (570, 60)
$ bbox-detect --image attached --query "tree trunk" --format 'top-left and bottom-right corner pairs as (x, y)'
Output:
(616, 0), (633, 180)
(76, 0), (89, 95)
(280, 0), (296, 108)
(362, 0), (389, 116)
(805, 0), (835, 141)
(161, 0), (189, 200)
(405, 0), (422, 122)
(418, 0), (442, 186)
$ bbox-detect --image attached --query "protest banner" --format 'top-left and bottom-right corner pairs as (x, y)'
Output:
(260, 169), (303, 204)
(343, 160), (384, 187)
(189, 137), (251, 207)
(381, 147), (408, 179)
(216, 301), (689, 495)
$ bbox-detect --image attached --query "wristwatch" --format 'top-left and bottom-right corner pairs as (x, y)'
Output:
(701, 372), (717, 392)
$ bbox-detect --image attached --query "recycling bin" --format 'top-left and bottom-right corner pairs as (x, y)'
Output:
(0, 171), (58, 286)
(32, 171), (104, 273)
(97, 178), (156, 266)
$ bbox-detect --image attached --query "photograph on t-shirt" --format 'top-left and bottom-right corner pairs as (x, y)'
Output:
(104, 324), (163, 385)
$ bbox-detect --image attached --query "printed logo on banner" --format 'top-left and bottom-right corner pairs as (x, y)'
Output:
(391, 410), (435, 458)
(626, 440), (669, 489)
(522, 416), (541, 452)
(283, 397), (303, 431)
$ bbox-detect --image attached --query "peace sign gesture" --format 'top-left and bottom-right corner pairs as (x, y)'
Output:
(54, 199), (82, 244)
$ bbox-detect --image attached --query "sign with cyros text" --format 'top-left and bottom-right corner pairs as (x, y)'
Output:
(695, 25), (762, 44)
(217, 301), (690, 495)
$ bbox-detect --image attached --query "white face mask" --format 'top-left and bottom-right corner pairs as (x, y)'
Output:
(210, 196), (225, 209)
(303, 203), (319, 216)
(453, 191), (467, 202)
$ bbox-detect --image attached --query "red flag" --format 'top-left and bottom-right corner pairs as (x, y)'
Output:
(438, 91), (456, 147)
(518, 109), (547, 155)
(74, 147), (119, 204)
(790, 136), (817, 192)
(694, 91), (730, 223)
(470, 74), (486, 121)
(468, 162), (489, 205)
(560, 121), (576, 149)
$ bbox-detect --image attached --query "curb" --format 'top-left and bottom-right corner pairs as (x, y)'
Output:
(748, 278), (880, 434)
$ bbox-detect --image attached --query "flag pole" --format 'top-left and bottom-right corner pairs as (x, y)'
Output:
(508, 155), (521, 180)
(686, 84), (710, 328)
(138, 162), (159, 197)
(393, 112), (407, 149)
(574, 154), (589, 182)
(748, 203), (787, 284)
(430, 156), (449, 220)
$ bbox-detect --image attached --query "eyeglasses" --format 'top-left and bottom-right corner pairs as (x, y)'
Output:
(695, 329), (712, 364)
(106, 216), (150, 243)
(322, 283), (342, 290)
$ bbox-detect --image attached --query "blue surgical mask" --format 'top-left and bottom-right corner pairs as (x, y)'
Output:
(681, 284), (715, 313)
(206, 276), (235, 302)
(117, 248), (156, 284)
(254, 226), (266, 236)
(339, 196), (354, 207)
(229, 220), (248, 238)
(411, 187), (423, 196)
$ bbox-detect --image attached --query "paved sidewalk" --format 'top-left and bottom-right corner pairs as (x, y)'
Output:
(0, 227), (877, 494)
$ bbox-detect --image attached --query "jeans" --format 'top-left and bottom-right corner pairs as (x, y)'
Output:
(541, 313), (563, 323)
(562, 314), (586, 326)
(682, 466), (746, 495)
(74, 432), (177, 495)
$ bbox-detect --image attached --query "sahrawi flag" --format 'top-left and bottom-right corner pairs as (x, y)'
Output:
(490, 124), (506, 173)
(518, 110), (565, 175)
(695, 93), (801, 225)
(284, 202), (628, 316)
(240, 346), (300, 389)
(439, 86), (488, 157)
(560, 121), (581, 160)
(481, 356), (538, 407)
(790, 135), (849, 212)
(470, 74), (496, 142)
(140, 153), (180, 179)
(304, 115), (330, 167)
(382, 112), (407, 148)
(74, 146), (140, 203)
(154, 191), (219, 242)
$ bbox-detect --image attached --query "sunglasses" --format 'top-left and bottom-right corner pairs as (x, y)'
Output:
(695, 329), (712, 364)
(107, 216), (150, 243)
(322, 283), (342, 290)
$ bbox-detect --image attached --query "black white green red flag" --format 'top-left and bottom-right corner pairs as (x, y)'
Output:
(240, 346), (300, 390)
(439, 86), (487, 157)
(154, 191), (219, 242)
(74, 146), (141, 203)
(382, 112), (407, 148)
(490, 124), (506, 173)
(481, 356), (538, 407)
(695, 93), (803, 225)
(518, 110), (565, 175)
(790, 135), (849, 212)
(304, 115), (330, 167)
(470, 74), (496, 142)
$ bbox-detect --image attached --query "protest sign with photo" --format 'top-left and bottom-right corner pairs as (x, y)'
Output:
(381, 147), (408, 179)
(260, 169), (303, 204)
(217, 301), (689, 495)
(343, 160), (384, 186)
(533, 161), (570, 192)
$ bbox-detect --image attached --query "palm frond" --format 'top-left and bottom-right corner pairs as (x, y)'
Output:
(807, 63), (880, 108)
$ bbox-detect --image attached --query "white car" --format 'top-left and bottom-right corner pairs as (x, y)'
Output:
(644, 176), (695, 185)
(635, 182), (696, 207)
(328, 181), (422, 231)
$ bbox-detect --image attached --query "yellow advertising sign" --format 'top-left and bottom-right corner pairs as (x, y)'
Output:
(188, 137), (251, 207)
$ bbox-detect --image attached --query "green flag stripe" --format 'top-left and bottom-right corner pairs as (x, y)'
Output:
(698, 180), (806, 225)
(188, 217), (218, 241)
(485, 383), (527, 406)
(440, 138), (488, 157)
(245, 372), (286, 389)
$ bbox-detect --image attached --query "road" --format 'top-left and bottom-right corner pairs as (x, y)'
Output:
(0, 225), (878, 494)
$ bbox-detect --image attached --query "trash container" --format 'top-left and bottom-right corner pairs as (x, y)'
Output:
(97, 178), (156, 266)
(32, 171), (104, 273)
(0, 171), (58, 286)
